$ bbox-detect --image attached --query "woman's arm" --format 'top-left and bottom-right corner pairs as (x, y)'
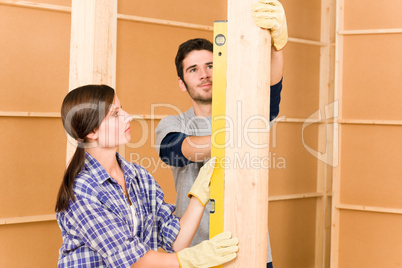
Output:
(172, 197), (205, 251)
(131, 251), (179, 268)
(172, 158), (216, 251)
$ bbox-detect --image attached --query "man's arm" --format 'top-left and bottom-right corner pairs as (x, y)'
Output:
(159, 132), (210, 165)
(271, 48), (284, 85)
(181, 135), (211, 162)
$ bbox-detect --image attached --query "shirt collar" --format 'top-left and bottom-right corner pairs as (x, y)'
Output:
(84, 152), (140, 185)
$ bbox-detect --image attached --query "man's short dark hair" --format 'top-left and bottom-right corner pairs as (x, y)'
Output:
(175, 38), (213, 82)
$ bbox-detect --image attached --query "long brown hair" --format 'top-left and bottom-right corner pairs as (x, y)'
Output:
(55, 84), (115, 212)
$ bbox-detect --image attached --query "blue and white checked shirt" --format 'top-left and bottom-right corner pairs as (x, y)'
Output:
(57, 152), (181, 267)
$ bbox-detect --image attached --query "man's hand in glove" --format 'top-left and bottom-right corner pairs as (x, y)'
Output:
(252, 0), (288, 50)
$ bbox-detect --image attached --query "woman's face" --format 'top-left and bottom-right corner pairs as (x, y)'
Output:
(96, 95), (132, 148)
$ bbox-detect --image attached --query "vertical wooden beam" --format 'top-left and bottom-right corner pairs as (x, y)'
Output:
(223, 1), (271, 267)
(69, 0), (117, 90)
(330, 0), (344, 267)
(315, 0), (336, 267)
(66, 0), (117, 162)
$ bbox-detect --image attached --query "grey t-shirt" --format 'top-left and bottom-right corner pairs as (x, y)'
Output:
(155, 107), (272, 262)
(155, 107), (211, 246)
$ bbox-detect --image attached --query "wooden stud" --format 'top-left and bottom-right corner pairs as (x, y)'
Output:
(66, 0), (117, 163)
(223, 1), (271, 267)
(315, 0), (336, 267)
(68, 0), (117, 90)
(330, 0), (345, 266)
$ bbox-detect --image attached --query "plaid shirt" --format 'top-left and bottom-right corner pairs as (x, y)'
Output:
(57, 152), (180, 267)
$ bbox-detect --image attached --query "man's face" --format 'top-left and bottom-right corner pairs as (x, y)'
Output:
(179, 50), (213, 104)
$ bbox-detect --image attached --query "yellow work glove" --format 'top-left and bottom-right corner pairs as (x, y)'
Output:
(176, 232), (239, 268)
(252, 0), (288, 50)
(187, 157), (216, 206)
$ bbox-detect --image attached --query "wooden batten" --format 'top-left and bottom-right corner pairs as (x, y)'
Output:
(330, 0), (345, 266)
(68, 0), (117, 90)
(315, 0), (336, 267)
(223, 0), (271, 267)
(66, 0), (117, 163)
(338, 28), (402, 35)
(0, 214), (56, 225)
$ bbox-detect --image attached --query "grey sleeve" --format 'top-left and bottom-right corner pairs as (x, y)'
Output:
(155, 115), (187, 155)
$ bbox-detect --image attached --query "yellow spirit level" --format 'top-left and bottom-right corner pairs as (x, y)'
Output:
(210, 20), (227, 250)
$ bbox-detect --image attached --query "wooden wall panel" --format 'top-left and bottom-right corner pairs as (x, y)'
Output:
(282, 0), (321, 41)
(332, 0), (402, 267)
(344, 0), (402, 30)
(0, 118), (65, 217)
(0, 222), (61, 267)
(118, 0), (227, 26)
(340, 125), (402, 208)
(338, 211), (402, 268)
(342, 34), (402, 120)
(269, 199), (317, 268)
(269, 123), (318, 196)
(280, 43), (321, 119)
(116, 21), (212, 116)
(0, 5), (70, 113)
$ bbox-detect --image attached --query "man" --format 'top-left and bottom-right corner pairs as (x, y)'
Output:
(155, 1), (287, 267)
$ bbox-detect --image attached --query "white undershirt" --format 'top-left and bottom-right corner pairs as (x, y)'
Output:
(130, 204), (139, 235)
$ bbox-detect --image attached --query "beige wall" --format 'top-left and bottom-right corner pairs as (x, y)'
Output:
(0, 2), (71, 267)
(332, 0), (402, 267)
(0, 0), (400, 267)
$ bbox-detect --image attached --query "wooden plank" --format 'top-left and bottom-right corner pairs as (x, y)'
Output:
(117, 13), (213, 32)
(338, 28), (402, 35)
(269, 192), (324, 202)
(0, 0), (70, 13)
(336, 204), (402, 215)
(67, 0), (117, 163)
(68, 0), (117, 89)
(315, 0), (336, 267)
(337, 119), (402, 126)
(223, 0), (271, 267)
(0, 214), (56, 225)
(288, 37), (329, 46)
(331, 0), (344, 266)
(0, 111), (61, 118)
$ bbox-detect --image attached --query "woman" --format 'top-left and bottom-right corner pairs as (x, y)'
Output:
(55, 85), (238, 267)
